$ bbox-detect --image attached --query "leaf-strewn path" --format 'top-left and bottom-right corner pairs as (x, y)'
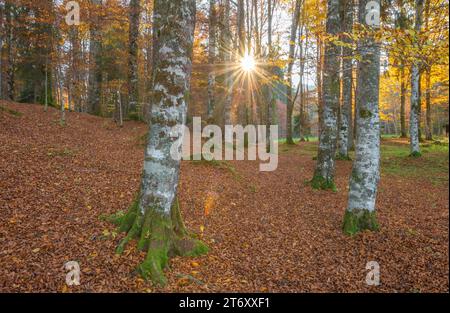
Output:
(0, 101), (448, 292)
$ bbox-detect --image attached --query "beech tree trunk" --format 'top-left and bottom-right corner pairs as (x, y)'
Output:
(87, 0), (103, 115)
(207, 0), (216, 121)
(311, 0), (340, 190)
(286, 0), (302, 145)
(400, 65), (407, 137)
(343, 0), (381, 235)
(409, 0), (424, 156)
(425, 68), (432, 140)
(128, 0), (140, 116)
(108, 0), (207, 286)
(338, 0), (353, 159)
(222, 0), (233, 126)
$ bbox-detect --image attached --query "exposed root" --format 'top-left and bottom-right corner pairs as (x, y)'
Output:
(108, 197), (208, 286)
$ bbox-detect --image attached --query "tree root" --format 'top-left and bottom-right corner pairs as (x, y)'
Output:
(108, 197), (208, 286)
(342, 209), (379, 236)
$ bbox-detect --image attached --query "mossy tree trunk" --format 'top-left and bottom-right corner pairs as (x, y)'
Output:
(109, 0), (207, 286)
(343, 0), (381, 235)
(311, 0), (340, 190)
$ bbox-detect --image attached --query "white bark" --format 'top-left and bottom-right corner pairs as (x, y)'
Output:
(347, 0), (381, 212)
(140, 0), (196, 215)
(409, 0), (424, 155)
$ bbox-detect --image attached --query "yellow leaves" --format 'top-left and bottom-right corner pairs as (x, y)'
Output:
(204, 192), (218, 217)
(191, 261), (200, 268)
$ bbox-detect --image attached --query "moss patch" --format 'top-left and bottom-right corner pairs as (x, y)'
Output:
(409, 151), (422, 158)
(0, 105), (23, 116)
(309, 175), (337, 192)
(336, 153), (352, 161)
(359, 108), (372, 119)
(106, 196), (208, 286)
(342, 209), (379, 236)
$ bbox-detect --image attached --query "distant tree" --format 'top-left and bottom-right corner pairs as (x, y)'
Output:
(128, 0), (141, 117)
(286, 0), (302, 145)
(409, 0), (424, 156)
(87, 0), (103, 115)
(207, 0), (217, 121)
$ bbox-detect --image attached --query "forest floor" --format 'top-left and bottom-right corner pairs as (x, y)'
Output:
(0, 101), (448, 292)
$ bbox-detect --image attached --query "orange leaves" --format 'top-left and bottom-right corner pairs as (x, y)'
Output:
(203, 191), (218, 217)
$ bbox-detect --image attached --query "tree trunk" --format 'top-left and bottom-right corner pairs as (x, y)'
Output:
(338, 0), (353, 159)
(128, 0), (140, 117)
(343, 0), (381, 235)
(425, 67), (432, 140)
(3, 0), (14, 100)
(207, 0), (217, 121)
(108, 0), (207, 286)
(222, 0), (233, 127)
(409, 0), (424, 156)
(286, 0), (302, 145)
(399, 65), (407, 137)
(311, 0), (340, 190)
(87, 0), (103, 115)
(265, 0), (274, 151)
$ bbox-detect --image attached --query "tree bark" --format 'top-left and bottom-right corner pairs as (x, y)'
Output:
(311, 0), (340, 190)
(222, 0), (233, 127)
(128, 0), (141, 117)
(207, 0), (217, 121)
(425, 67), (432, 140)
(338, 0), (353, 159)
(286, 0), (302, 145)
(400, 65), (407, 137)
(409, 0), (424, 156)
(87, 0), (103, 115)
(109, 0), (207, 286)
(343, 0), (381, 235)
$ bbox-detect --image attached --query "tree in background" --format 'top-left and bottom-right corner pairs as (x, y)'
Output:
(127, 0), (141, 118)
(409, 0), (424, 156)
(207, 0), (217, 121)
(286, 0), (302, 145)
(87, 0), (103, 115)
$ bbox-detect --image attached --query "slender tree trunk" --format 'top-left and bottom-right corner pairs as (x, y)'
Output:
(425, 67), (432, 140)
(399, 65), (407, 137)
(4, 0), (14, 101)
(343, 0), (381, 235)
(87, 0), (103, 115)
(222, 0), (233, 127)
(128, 0), (140, 117)
(409, 0), (424, 156)
(266, 0), (275, 151)
(316, 36), (324, 137)
(286, 0), (302, 145)
(311, 0), (340, 190)
(207, 0), (217, 121)
(109, 0), (207, 286)
(338, 0), (353, 159)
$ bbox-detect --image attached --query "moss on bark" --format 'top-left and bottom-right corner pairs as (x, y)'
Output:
(342, 209), (379, 236)
(309, 174), (337, 191)
(108, 197), (208, 286)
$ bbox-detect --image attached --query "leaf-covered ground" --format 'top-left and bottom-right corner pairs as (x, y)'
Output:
(0, 101), (448, 292)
